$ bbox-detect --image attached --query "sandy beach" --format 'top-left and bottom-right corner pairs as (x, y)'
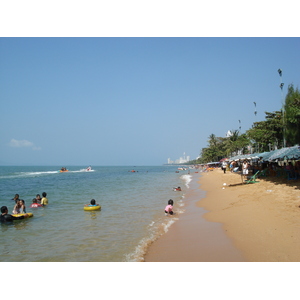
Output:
(145, 168), (300, 262)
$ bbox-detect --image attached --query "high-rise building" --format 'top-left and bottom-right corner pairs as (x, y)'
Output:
(167, 153), (190, 164)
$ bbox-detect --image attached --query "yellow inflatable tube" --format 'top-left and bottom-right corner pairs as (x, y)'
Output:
(12, 213), (33, 218)
(83, 205), (101, 211)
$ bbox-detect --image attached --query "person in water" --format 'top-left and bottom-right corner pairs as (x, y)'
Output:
(35, 194), (42, 203)
(1, 206), (28, 223)
(19, 200), (26, 213)
(12, 200), (26, 214)
(11, 194), (20, 203)
(85, 199), (99, 207)
(165, 199), (174, 215)
(41, 192), (48, 206)
(30, 198), (43, 208)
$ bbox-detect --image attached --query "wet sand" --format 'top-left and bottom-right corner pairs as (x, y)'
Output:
(145, 169), (300, 262)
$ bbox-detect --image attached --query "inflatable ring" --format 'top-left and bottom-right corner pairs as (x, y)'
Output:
(83, 205), (101, 211)
(12, 213), (33, 218)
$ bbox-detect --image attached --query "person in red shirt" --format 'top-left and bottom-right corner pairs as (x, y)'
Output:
(30, 198), (43, 208)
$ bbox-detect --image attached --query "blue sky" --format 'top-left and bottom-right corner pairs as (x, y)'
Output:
(1, 37), (299, 166)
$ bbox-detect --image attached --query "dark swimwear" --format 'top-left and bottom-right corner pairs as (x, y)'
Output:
(0, 214), (25, 224)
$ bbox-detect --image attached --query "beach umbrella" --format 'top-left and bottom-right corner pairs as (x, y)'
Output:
(219, 158), (229, 162)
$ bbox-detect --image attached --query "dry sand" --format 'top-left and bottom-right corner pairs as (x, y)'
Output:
(145, 169), (300, 262)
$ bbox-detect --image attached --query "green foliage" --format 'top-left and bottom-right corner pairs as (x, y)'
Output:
(284, 84), (300, 146)
(195, 83), (299, 164)
(194, 130), (250, 164)
(246, 111), (283, 151)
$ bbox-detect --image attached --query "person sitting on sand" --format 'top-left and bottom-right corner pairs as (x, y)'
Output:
(30, 198), (43, 208)
(84, 199), (99, 207)
(41, 192), (48, 206)
(165, 199), (174, 215)
(285, 162), (294, 171)
(1, 206), (28, 223)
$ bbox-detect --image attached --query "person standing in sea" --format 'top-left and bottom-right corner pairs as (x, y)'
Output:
(41, 192), (48, 206)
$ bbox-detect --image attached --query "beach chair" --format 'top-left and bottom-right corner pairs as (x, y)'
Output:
(285, 170), (297, 180)
(245, 171), (260, 184)
(258, 169), (268, 177)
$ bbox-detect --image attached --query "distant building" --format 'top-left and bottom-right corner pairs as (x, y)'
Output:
(226, 130), (233, 137)
(168, 158), (173, 164)
(167, 152), (190, 164)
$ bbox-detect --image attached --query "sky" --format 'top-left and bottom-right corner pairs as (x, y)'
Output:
(1, 3), (299, 294)
(1, 37), (299, 166)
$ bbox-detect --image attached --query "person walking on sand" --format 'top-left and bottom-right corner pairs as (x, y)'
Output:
(242, 160), (249, 183)
(222, 160), (227, 174)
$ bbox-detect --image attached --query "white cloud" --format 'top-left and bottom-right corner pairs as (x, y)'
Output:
(9, 139), (41, 150)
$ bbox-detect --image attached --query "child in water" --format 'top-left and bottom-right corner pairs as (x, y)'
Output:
(35, 194), (42, 204)
(85, 199), (99, 207)
(41, 192), (48, 206)
(165, 199), (174, 215)
(12, 200), (26, 214)
(30, 198), (43, 208)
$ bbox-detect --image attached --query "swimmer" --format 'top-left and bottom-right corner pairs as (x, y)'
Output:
(19, 200), (26, 213)
(35, 194), (42, 203)
(1, 206), (28, 223)
(30, 198), (43, 208)
(11, 194), (20, 203)
(12, 200), (22, 214)
(173, 186), (181, 191)
(84, 199), (99, 207)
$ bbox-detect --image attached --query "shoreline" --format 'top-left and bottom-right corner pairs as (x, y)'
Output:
(145, 169), (300, 262)
(144, 171), (245, 262)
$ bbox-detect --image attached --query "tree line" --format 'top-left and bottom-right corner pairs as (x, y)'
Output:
(190, 84), (300, 164)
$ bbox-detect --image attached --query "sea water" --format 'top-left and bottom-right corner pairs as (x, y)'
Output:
(0, 166), (195, 262)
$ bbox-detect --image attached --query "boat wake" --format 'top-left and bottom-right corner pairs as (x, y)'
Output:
(0, 170), (59, 179)
(73, 169), (95, 173)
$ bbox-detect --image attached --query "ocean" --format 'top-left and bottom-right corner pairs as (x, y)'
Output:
(0, 165), (196, 262)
